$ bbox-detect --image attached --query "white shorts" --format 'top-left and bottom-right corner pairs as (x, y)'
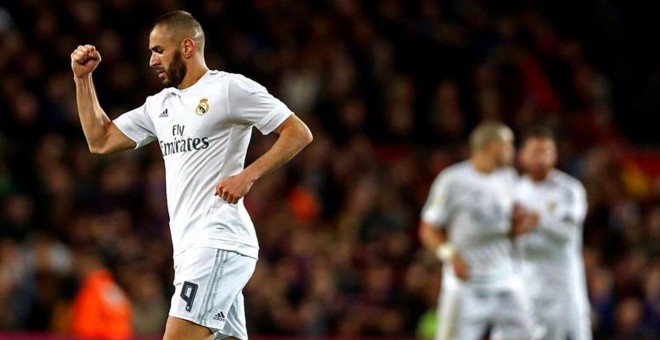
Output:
(523, 264), (592, 340)
(528, 288), (592, 340)
(436, 275), (533, 340)
(169, 247), (257, 339)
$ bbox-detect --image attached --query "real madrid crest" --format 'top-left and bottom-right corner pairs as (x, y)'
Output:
(196, 98), (209, 115)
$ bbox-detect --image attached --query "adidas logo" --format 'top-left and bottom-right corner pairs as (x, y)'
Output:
(213, 311), (226, 321)
(159, 109), (168, 117)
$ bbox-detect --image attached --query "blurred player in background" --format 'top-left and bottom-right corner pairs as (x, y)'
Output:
(70, 10), (312, 340)
(515, 126), (591, 340)
(419, 122), (537, 340)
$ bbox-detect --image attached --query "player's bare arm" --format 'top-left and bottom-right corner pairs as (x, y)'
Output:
(419, 221), (469, 280)
(71, 44), (136, 154)
(215, 114), (312, 204)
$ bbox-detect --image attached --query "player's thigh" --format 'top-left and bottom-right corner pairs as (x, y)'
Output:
(436, 281), (461, 340)
(491, 286), (534, 340)
(163, 316), (214, 340)
(162, 317), (241, 340)
(221, 291), (248, 337)
(437, 284), (492, 340)
(169, 248), (256, 339)
(567, 299), (593, 340)
(453, 287), (497, 340)
(532, 295), (568, 339)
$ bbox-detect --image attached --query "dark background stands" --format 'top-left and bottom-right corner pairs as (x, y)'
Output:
(0, 0), (659, 338)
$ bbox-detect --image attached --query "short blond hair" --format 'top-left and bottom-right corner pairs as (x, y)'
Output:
(469, 121), (513, 151)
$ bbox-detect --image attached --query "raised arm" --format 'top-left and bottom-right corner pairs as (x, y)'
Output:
(215, 114), (312, 204)
(71, 44), (136, 154)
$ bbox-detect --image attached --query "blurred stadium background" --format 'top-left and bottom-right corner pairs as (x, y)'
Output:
(1, 0), (659, 338)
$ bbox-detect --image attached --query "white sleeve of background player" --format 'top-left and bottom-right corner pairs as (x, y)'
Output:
(421, 171), (453, 228)
(537, 180), (587, 243)
(226, 76), (294, 135)
(113, 103), (157, 148)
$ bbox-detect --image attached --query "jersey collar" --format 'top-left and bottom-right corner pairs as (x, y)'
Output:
(169, 70), (219, 95)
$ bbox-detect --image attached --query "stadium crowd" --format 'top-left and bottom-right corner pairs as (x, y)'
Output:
(1, 0), (659, 338)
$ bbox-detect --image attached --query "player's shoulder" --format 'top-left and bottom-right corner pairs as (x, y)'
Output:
(433, 161), (471, 183)
(218, 71), (268, 94)
(490, 166), (519, 186)
(497, 165), (519, 178)
(143, 87), (176, 110)
(550, 170), (585, 192)
(147, 88), (173, 101)
(443, 161), (471, 176)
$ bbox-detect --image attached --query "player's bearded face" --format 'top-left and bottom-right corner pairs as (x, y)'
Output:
(163, 50), (187, 87)
(521, 138), (556, 176)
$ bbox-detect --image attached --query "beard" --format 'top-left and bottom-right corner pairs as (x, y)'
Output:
(528, 163), (552, 180)
(162, 50), (187, 87)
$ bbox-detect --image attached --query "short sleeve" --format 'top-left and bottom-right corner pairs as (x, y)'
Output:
(556, 181), (588, 226)
(113, 103), (157, 148)
(421, 171), (453, 228)
(227, 76), (293, 135)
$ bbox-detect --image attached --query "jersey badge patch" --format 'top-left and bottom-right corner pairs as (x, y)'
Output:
(196, 98), (209, 115)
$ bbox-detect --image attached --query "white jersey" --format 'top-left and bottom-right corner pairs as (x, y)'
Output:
(421, 161), (518, 286)
(515, 170), (591, 339)
(114, 70), (293, 259)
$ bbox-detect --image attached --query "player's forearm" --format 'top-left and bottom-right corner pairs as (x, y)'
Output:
(74, 75), (112, 153)
(536, 214), (576, 243)
(243, 118), (312, 182)
(419, 222), (458, 262)
(419, 221), (446, 251)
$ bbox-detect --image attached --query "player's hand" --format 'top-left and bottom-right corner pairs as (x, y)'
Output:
(71, 44), (102, 78)
(511, 203), (540, 237)
(214, 171), (255, 204)
(452, 255), (470, 281)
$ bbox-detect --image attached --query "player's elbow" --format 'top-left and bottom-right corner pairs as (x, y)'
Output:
(88, 145), (106, 155)
(301, 126), (313, 146)
(418, 221), (447, 251)
(87, 140), (110, 154)
(289, 120), (313, 149)
(418, 222), (434, 245)
(285, 115), (313, 147)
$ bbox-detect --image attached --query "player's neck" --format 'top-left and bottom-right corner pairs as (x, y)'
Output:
(178, 62), (209, 90)
(470, 154), (496, 174)
(529, 169), (552, 182)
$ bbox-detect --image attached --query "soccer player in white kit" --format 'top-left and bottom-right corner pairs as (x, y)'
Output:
(70, 11), (313, 340)
(515, 127), (591, 340)
(419, 122), (537, 340)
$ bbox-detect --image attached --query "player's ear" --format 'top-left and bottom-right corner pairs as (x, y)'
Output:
(182, 38), (195, 59)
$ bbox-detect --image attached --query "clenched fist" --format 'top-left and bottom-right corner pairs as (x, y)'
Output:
(71, 44), (101, 78)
